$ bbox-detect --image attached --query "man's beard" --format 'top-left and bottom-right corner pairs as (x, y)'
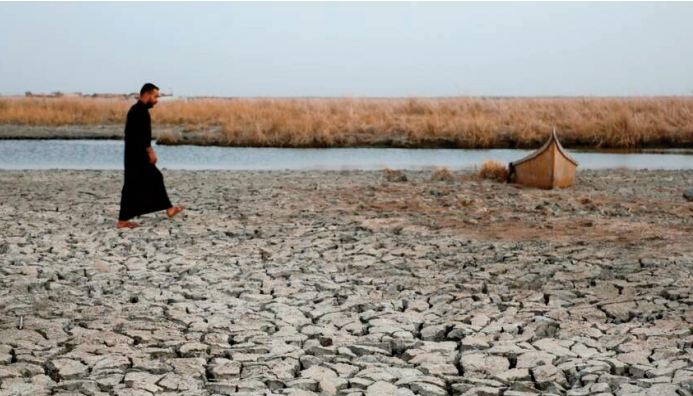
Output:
(146, 101), (155, 109)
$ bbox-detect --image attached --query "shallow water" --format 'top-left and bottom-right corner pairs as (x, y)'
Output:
(0, 139), (690, 170)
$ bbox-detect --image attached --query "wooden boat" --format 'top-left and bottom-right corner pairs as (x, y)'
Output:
(508, 128), (578, 189)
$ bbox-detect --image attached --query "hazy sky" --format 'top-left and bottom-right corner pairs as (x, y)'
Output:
(1, 2), (692, 97)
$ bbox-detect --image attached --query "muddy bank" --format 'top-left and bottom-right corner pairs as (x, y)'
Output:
(0, 124), (125, 140)
(2, 124), (693, 152)
(0, 124), (229, 147)
(0, 169), (691, 395)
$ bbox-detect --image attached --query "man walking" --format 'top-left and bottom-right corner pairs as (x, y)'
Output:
(116, 83), (183, 229)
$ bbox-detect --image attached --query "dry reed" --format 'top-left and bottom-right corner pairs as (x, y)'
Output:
(479, 160), (509, 182)
(1, 97), (692, 149)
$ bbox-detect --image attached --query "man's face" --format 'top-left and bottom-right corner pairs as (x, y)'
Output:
(143, 89), (160, 108)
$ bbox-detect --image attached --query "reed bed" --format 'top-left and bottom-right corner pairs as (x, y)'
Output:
(1, 96), (692, 148)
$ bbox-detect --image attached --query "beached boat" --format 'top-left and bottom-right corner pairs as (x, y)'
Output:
(508, 128), (578, 189)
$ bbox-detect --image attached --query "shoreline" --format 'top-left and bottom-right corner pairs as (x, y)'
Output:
(1, 125), (693, 153)
(1, 168), (691, 252)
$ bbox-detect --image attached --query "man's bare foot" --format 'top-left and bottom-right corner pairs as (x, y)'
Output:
(116, 220), (139, 229)
(166, 206), (184, 218)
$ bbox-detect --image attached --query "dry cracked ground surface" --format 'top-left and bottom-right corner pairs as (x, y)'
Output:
(0, 169), (691, 396)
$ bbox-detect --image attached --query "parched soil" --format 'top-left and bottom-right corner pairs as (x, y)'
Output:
(0, 169), (691, 395)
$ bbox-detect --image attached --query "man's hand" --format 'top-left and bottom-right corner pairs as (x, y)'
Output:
(146, 147), (158, 165)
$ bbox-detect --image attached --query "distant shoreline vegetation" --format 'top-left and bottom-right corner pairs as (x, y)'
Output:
(0, 96), (691, 149)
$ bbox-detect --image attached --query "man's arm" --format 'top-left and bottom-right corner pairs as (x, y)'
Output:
(142, 108), (157, 165)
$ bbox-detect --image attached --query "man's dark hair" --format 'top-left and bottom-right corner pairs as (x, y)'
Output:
(140, 83), (159, 96)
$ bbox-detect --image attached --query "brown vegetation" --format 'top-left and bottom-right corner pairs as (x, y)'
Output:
(479, 160), (509, 182)
(383, 168), (408, 182)
(430, 167), (455, 182)
(1, 96), (692, 149)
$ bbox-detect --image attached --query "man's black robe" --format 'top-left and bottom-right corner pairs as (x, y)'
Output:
(118, 100), (172, 221)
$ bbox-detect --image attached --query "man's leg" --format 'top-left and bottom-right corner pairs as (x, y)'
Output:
(117, 184), (139, 228)
(152, 166), (184, 219)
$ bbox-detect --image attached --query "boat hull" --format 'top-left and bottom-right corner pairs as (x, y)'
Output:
(509, 130), (578, 189)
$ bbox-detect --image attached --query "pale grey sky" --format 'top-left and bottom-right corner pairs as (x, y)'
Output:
(1, 2), (692, 97)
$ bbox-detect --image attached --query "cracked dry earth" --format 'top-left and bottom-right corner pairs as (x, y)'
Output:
(0, 169), (691, 396)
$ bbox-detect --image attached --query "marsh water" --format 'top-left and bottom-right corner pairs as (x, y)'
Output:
(0, 139), (691, 170)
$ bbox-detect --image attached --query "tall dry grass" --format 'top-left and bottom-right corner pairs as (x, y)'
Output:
(1, 96), (692, 148)
(0, 97), (129, 125)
